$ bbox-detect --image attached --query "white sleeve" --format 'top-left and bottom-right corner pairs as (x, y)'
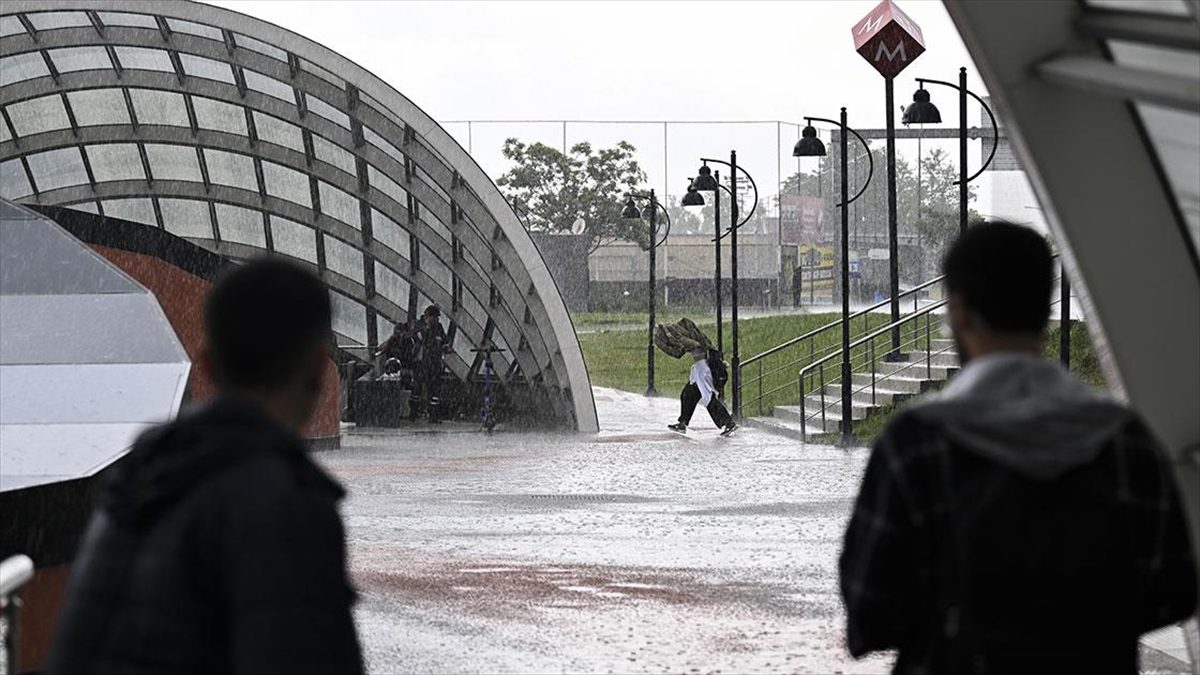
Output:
(694, 361), (716, 407)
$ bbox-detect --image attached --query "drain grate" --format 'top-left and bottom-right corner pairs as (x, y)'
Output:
(524, 494), (648, 503)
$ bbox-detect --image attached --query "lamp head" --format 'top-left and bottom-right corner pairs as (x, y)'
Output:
(793, 124), (826, 157)
(692, 163), (718, 191)
(681, 180), (705, 207)
(621, 196), (641, 219)
(902, 86), (941, 125)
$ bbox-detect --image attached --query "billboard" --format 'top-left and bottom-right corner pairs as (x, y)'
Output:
(780, 193), (826, 245)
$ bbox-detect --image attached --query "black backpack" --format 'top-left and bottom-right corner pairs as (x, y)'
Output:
(706, 349), (728, 391)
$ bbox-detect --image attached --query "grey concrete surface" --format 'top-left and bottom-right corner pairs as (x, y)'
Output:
(320, 387), (1190, 674)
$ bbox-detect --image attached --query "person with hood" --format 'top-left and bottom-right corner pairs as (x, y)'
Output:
(839, 222), (1196, 674)
(47, 258), (363, 675)
(410, 304), (450, 423)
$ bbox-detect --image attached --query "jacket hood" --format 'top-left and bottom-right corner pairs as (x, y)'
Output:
(101, 397), (340, 529)
(909, 352), (1129, 480)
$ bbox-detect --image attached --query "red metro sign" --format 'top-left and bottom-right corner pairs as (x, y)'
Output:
(851, 0), (926, 79)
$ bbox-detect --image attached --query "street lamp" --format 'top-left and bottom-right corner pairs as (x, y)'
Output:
(903, 66), (1000, 235)
(691, 152), (758, 419)
(683, 173), (737, 356)
(623, 189), (671, 396)
(794, 108), (874, 446)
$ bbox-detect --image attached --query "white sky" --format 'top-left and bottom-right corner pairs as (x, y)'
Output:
(208, 0), (1008, 216)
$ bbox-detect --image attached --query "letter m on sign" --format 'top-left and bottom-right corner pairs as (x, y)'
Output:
(851, 0), (925, 79)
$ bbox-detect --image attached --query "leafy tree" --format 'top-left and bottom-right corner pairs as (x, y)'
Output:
(496, 138), (649, 253)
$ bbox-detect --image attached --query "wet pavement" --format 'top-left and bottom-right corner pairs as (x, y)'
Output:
(320, 387), (888, 674)
(318, 387), (1189, 674)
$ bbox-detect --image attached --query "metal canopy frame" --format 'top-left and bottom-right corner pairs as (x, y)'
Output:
(0, 0), (597, 431)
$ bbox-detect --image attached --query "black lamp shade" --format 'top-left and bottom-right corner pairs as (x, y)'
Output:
(692, 164), (718, 191)
(793, 125), (826, 157)
(621, 197), (641, 219)
(902, 87), (941, 124)
(682, 181), (705, 207)
(641, 203), (656, 220)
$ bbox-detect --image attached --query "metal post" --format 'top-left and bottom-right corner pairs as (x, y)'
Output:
(840, 108), (854, 445)
(959, 67), (969, 236)
(714, 171), (723, 356)
(647, 189), (657, 396)
(730, 151), (741, 419)
(1060, 264), (1071, 368)
(886, 78), (901, 359)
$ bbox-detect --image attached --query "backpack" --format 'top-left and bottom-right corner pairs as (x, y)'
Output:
(706, 350), (728, 391)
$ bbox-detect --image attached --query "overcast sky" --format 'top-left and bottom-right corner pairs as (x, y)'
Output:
(208, 1), (998, 213)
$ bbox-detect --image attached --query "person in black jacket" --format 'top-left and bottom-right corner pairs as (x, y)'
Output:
(840, 222), (1197, 674)
(410, 305), (450, 423)
(47, 258), (363, 675)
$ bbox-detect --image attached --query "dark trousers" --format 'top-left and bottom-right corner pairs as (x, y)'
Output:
(411, 363), (442, 421)
(679, 383), (732, 428)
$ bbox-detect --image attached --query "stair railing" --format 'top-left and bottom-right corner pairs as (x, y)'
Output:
(738, 272), (945, 416)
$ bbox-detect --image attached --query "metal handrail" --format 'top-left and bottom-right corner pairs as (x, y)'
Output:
(1, 554), (34, 675)
(741, 272), (944, 368)
(798, 300), (946, 382)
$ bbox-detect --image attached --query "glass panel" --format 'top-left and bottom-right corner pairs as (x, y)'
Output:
(461, 286), (485, 325)
(193, 96), (247, 135)
(67, 201), (101, 214)
(304, 93), (350, 129)
(374, 261), (410, 307)
(331, 293), (368, 345)
(244, 69), (295, 103)
(5, 95), (70, 137)
(270, 215), (317, 262)
(421, 243), (453, 293)
(102, 198), (156, 226)
(376, 314), (395, 340)
(363, 125), (405, 165)
(452, 323), (476, 366)
(1, 16), (26, 38)
(27, 11), (93, 30)
(1137, 103), (1200, 254)
(368, 164), (406, 205)
(261, 161), (312, 208)
(214, 203), (266, 247)
(67, 88), (130, 126)
(203, 149), (258, 192)
(422, 213), (453, 245)
(0, 160), (34, 200)
(235, 33), (287, 61)
(145, 144), (202, 182)
(166, 18), (223, 41)
(158, 198), (212, 239)
(97, 12), (159, 29)
(179, 54), (235, 84)
(371, 208), (410, 258)
(86, 143), (144, 182)
(323, 234), (364, 283)
(129, 89), (188, 126)
(312, 134), (356, 175)
(26, 147), (88, 193)
(319, 181), (361, 229)
(0, 52), (51, 87)
(48, 46), (112, 74)
(1110, 41), (1200, 80)
(253, 112), (303, 151)
(114, 46), (174, 73)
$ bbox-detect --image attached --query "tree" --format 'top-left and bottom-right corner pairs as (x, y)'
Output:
(496, 138), (649, 253)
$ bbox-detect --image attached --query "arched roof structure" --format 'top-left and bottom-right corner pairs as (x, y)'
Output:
(0, 0), (597, 431)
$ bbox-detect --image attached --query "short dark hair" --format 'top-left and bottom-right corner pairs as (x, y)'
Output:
(942, 221), (1053, 334)
(205, 257), (331, 390)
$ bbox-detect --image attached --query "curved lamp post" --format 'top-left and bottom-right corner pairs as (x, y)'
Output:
(794, 108), (874, 445)
(623, 189), (671, 396)
(683, 173), (738, 357)
(691, 153), (758, 419)
(902, 66), (999, 236)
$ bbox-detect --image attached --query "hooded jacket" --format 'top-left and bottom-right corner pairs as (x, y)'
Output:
(840, 352), (1197, 675)
(47, 398), (364, 675)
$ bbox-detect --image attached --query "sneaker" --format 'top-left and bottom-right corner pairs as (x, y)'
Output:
(667, 422), (687, 433)
(720, 422), (739, 437)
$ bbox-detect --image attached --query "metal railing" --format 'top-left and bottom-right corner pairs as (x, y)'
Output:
(738, 272), (946, 417)
(1, 555), (34, 675)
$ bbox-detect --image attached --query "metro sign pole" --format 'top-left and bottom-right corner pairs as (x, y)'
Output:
(851, 0), (925, 360)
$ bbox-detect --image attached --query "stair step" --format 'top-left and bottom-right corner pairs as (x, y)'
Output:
(775, 403), (870, 424)
(903, 351), (960, 368)
(744, 416), (830, 441)
(850, 373), (930, 393)
(819, 384), (917, 406)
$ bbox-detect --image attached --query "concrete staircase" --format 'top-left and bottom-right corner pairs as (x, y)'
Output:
(746, 338), (961, 442)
